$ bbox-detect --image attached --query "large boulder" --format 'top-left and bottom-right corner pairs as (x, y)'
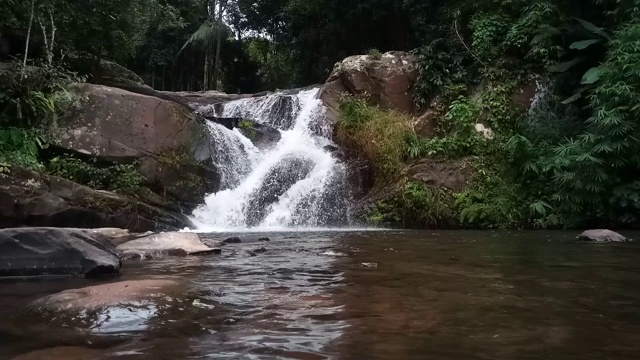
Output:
(0, 227), (120, 278)
(318, 51), (418, 125)
(67, 58), (146, 89)
(577, 229), (630, 243)
(116, 232), (221, 259)
(50, 83), (218, 208)
(0, 167), (191, 232)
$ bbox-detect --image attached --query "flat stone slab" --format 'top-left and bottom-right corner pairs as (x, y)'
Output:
(116, 232), (220, 259)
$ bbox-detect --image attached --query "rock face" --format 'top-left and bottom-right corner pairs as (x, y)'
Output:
(0, 167), (191, 231)
(0, 227), (120, 278)
(577, 229), (629, 243)
(408, 159), (475, 193)
(50, 83), (218, 208)
(116, 232), (220, 259)
(319, 51), (418, 125)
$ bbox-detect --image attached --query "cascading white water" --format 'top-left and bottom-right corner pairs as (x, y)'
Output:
(190, 88), (350, 232)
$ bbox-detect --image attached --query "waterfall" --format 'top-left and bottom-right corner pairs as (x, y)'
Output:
(190, 88), (351, 232)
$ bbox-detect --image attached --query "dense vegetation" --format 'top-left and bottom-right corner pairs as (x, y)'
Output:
(2, 0), (640, 228)
(332, 0), (640, 229)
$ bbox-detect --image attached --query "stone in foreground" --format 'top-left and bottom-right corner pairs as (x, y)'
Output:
(577, 229), (630, 243)
(0, 228), (121, 278)
(116, 232), (221, 259)
(11, 346), (101, 360)
(29, 279), (178, 311)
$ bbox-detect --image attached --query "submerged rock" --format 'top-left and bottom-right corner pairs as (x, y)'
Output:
(259, 237), (271, 242)
(223, 237), (242, 244)
(116, 232), (220, 259)
(29, 280), (179, 311)
(577, 229), (630, 243)
(0, 227), (120, 278)
(10, 346), (101, 360)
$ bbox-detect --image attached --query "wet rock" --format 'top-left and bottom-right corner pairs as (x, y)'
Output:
(166, 90), (261, 106)
(117, 232), (220, 259)
(10, 346), (101, 360)
(223, 236), (242, 244)
(259, 237), (271, 242)
(246, 156), (315, 226)
(0, 227), (120, 278)
(254, 247), (268, 254)
(244, 250), (257, 257)
(29, 280), (179, 311)
(577, 229), (630, 243)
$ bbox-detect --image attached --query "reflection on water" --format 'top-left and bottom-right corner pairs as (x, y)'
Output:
(1, 231), (640, 359)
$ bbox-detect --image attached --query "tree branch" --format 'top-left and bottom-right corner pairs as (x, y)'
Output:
(22, 0), (35, 79)
(454, 18), (488, 68)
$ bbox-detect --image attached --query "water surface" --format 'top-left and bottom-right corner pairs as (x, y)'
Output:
(1, 231), (639, 359)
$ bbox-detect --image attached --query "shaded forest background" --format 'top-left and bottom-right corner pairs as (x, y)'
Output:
(3, 0), (640, 229)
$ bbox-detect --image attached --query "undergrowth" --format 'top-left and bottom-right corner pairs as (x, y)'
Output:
(47, 155), (148, 196)
(336, 95), (413, 182)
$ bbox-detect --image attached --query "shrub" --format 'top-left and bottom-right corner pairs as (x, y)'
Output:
(336, 95), (413, 182)
(367, 182), (456, 228)
(367, 48), (383, 60)
(0, 128), (46, 171)
(47, 155), (147, 195)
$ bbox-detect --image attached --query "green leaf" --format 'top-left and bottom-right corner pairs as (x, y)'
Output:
(561, 92), (582, 104)
(548, 58), (583, 73)
(581, 67), (602, 85)
(575, 18), (613, 41)
(569, 39), (600, 50)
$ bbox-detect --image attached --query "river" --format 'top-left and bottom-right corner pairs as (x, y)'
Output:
(1, 230), (640, 359)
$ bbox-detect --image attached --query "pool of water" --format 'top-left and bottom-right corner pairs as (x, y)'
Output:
(1, 230), (640, 359)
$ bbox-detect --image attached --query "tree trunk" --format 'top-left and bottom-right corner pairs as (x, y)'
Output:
(213, 0), (227, 90)
(21, 0), (35, 79)
(203, 53), (209, 91)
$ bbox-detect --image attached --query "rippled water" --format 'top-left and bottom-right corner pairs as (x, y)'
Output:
(1, 231), (640, 359)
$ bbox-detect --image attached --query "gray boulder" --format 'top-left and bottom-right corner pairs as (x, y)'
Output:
(116, 232), (221, 259)
(577, 229), (630, 243)
(0, 228), (121, 278)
